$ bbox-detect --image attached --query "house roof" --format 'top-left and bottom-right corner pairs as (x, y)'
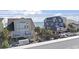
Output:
(44, 16), (66, 21)
(8, 18), (32, 20)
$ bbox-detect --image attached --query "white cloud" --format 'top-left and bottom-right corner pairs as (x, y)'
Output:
(23, 10), (42, 15)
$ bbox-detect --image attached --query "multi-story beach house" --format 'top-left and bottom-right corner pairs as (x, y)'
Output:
(0, 17), (35, 41)
(44, 16), (67, 32)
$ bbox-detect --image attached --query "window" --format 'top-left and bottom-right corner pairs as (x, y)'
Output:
(53, 18), (56, 22)
(57, 28), (60, 31)
(46, 23), (48, 26)
(27, 25), (29, 28)
(24, 25), (26, 28)
(56, 25), (59, 28)
(59, 23), (64, 27)
(59, 18), (63, 22)
(26, 23), (29, 28)
(7, 22), (14, 31)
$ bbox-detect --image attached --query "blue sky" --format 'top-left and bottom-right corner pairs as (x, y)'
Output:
(0, 10), (79, 22)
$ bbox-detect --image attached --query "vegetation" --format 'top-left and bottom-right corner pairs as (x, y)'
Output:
(34, 27), (56, 42)
(68, 23), (77, 33)
(34, 27), (41, 34)
(39, 28), (53, 41)
(1, 28), (10, 48)
(34, 22), (79, 42)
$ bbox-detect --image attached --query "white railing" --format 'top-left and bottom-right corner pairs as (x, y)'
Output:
(9, 36), (79, 49)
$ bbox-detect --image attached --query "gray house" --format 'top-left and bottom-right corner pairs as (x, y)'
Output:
(7, 18), (35, 39)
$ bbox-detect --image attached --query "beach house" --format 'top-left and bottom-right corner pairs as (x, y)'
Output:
(44, 16), (67, 32)
(7, 18), (35, 39)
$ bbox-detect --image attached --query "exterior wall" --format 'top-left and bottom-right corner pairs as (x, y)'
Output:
(13, 19), (30, 38)
(28, 19), (35, 41)
(65, 19), (76, 29)
(44, 16), (67, 32)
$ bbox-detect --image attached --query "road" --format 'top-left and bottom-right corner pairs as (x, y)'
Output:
(9, 36), (79, 49)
